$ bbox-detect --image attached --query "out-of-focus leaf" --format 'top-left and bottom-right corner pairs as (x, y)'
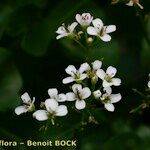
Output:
(0, 5), (13, 38)
(103, 133), (141, 150)
(0, 47), (11, 65)
(21, 21), (50, 56)
(141, 39), (150, 71)
(0, 65), (22, 111)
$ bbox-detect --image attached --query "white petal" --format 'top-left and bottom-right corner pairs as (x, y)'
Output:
(72, 84), (82, 93)
(126, 0), (134, 6)
(79, 63), (90, 73)
(56, 26), (67, 34)
(103, 87), (112, 95)
(15, 106), (28, 115)
(56, 33), (68, 40)
(105, 25), (116, 33)
(65, 65), (77, 75)
(136, 3), (144, 9)
(106, 66), (117, 77)
(100, 34), (111, 42)
(81, 87), (91, 99)
(48, 88), (58, 98)
(110, 93), (121, 103)
(112, 78), (121, 86)
(33, 110), (48, 121)
(45, 99), (58, 112)
(79, 73), (87, 80)
(75, 100), (86, 110)
(93, 90), (102, 98)
(96, 69), (106, 80)
(68, 22), (78, 32)
(62, 77), (75, 84)
(58, 94), (66, 102)
(75, 14), (81, 23)
(103, 80), (113, 87)
(92, 60), (102, 70)
(66, 92), (76, 101)
(148, 81), (150, 88)
(21, 92), (31, 103)
(55, 105), (68, 116)
(87, 26), (98, 36)
(92, 18), (103, 29)
(104, 103), (115, 112)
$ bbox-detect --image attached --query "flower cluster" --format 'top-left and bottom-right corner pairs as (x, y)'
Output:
(15, 60), (122, 124)
(62, 61), (121, 111)
(15, 13), (121, 126)
(56, 13), (116, 42)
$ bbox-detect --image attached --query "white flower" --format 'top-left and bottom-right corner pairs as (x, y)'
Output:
(96, 66), (121, 87)
(85, 60), (102, 82)
(87, 18), (116, 42)
(66, 84), (91, 110)
(56, 22), (78, 39)
(126, 0), (144, 9)
(33, 99), (68, 122)
(62, 63), (89, 84)
(48, 88), (66, 102)
(94, 87), (121, 112)
(75, 13), (93, 26)
(15, 92), (35, 115)
(148, 81), (150, 88)
(93, 90), (102, 99)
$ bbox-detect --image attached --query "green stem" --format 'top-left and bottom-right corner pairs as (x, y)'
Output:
(132, 88), (148, 99)
(74, 39), (87, 50)
(91, 79), (96, 92)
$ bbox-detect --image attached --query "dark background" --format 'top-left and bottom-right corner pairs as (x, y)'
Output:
(0, 0), (150, 149)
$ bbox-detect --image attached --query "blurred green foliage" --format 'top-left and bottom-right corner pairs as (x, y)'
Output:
(0, 0), (150, 150)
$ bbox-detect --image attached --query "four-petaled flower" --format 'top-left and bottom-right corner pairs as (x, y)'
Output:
(94, 87), (121, 112)
(62, 63), (89, 84)
(15, 92), (35, 115)
(87, 18), (116, 42)
(33, 99), (68, 123)
(66, 84), (91, 110)
(126, 0), (144, 9)
(96, 66), (121, 87)
(56, 22), (78, 39)
(76, 13), (93, 27)
(48, 88), (66, 102)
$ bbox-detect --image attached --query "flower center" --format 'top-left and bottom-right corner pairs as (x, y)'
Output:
(73, 72), (81, 79)
(27, 103), (35, 112)
(101, 94), (110, 104)
(104, 74), (112, 82)
(75, 89), (82, 100)
(99, 27), (105, 36)
(82, 15), (89, 21)
(48, 111), (56, 118)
